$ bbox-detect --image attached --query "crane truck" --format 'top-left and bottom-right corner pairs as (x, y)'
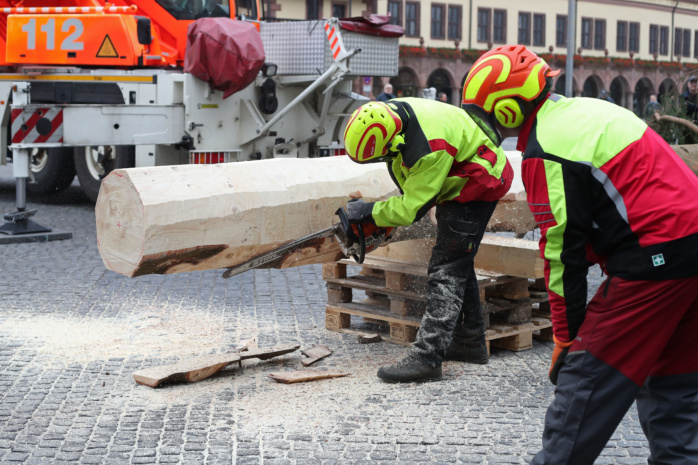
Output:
(0, 0), (400, 238)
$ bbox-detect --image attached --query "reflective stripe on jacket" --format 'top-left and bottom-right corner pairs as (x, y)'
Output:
(371, 98), (513, 227)
(519, 94), (698, 342)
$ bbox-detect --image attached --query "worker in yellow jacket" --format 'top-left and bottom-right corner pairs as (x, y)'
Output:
(343, 98), (513, 382)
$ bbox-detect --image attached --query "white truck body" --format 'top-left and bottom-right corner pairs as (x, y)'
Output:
(0, 19), (399, 203)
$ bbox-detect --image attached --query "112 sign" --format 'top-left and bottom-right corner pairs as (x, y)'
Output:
(20, 18), (84, 51)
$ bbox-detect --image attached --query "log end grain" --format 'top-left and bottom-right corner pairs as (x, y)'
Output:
(96, 170), (145, 278)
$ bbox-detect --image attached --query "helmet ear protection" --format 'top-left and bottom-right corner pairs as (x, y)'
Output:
(493, 98), (525, 128)
(388, 134), (405, 153)
(492, 76), (553, 129)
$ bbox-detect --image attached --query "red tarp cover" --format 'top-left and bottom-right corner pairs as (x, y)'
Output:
(184, 18), (265, 99)
(337, 14), (405, 38)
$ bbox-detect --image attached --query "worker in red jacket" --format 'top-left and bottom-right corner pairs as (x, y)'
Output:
(462, 45), (698, 464)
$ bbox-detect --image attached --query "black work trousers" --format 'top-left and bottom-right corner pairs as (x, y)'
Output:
(410, 200), (498, 367)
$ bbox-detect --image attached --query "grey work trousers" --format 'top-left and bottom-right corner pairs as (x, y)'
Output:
(410, 200), (498, 367)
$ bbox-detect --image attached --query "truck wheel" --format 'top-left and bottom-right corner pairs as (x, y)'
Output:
(74, 145), (135, 202)
(26, 147), (76, 195)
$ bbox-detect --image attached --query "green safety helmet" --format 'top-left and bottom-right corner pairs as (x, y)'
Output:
(343, 102), (403, 163)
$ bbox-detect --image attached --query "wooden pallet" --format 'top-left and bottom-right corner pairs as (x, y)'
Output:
(326, 301), (553, 351)
(323, 257), (552, 351)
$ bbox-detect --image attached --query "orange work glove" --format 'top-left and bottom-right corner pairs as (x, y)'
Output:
(549, 335), (574, 385)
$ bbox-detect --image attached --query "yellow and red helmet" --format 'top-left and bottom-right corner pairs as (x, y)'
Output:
(343, 102), (403, 163)
(462, 45), (559, 145)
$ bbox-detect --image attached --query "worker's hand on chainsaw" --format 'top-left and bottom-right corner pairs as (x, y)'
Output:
(346, 199), (376, 224)
(549, 335), (574, 385)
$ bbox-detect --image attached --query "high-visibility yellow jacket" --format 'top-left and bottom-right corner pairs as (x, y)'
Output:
(519, 94), (698, 342)
(370, 98), (513, 227)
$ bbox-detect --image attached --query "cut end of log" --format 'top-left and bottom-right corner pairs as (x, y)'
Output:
(96, 170), (145, 277)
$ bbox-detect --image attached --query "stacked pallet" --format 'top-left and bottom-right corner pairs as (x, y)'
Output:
(323, 235), (553, 354)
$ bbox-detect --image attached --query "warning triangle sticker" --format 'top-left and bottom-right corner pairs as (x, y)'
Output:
(97, 35), (119, 58)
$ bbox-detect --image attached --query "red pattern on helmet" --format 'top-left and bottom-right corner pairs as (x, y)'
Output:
(462, 45), (559, 109)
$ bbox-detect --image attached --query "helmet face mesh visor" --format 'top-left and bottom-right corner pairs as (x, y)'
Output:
(462, 103), (503, 147)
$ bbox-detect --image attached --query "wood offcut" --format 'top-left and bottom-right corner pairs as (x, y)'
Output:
(133, 344), (300, 388)
(268, 370), (350, 384)
(300, 344), (332, 366)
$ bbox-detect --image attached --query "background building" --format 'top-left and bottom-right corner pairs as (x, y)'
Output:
(263, 0), (698, 116)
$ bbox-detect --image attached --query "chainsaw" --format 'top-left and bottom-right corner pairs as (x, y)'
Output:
(222, 207), (395, 279)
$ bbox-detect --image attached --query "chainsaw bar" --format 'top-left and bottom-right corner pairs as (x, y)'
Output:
(222, 226), (338, 279)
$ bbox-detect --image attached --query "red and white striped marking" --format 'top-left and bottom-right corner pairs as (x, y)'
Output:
(1, 5), (137, 14)
(324, 21), (347, 61)
(11, 107), (63, 144)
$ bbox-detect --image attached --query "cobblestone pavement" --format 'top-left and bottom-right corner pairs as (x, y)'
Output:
(0, 166), (650, 464)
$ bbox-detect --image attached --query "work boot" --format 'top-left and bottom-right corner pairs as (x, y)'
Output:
(377, 356), (442, 383)
(444, 340), (489, 364)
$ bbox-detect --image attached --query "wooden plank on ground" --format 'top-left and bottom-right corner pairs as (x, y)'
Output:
(132, 344), (300, 388)
(268, 370), (350, 384)
(301, 345), (332, 366)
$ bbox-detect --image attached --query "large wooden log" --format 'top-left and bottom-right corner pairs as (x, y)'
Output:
(672, 144), (698, 174)
(97, 145), (698, 278)
(368, 235), (543, 279)
(96, 157), (398, 277)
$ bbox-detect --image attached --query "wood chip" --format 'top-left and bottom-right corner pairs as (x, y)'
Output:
(268, 370), (349, 384)
(300, 344), (332, 366)
(358, 333), (382, 344)
(237, 338), (258, 351)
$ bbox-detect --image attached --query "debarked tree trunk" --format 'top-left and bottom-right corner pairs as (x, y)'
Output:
(96, 157), (399, 278)
(96, 146), (698, 278)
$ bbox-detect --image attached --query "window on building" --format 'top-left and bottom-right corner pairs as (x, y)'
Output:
(388, 1), (401, 26)
(649, 24), (658, 55)
(493, 9), (507, 43)
(616, 20), (627, 52)
(448, 5), (462, 40)
(332, 3), (346, 18)
(556, 15), (567, 47)
(518, 12), (531, 45)
(683, 28), (691, 57)
(431, 4), (445, 39)
(306, 0), (321, 20)
(533, 13), (545, 47)
(675, 27), (683, 56)
(581, 17), (593, 49)
(695, 30), (698, 58)
(405, 2), (419, 37)
(594, 19), (606, 50)
(628, 22), (639, 53)
(478, 8), (491, 43)
(660, 26), (669, 55)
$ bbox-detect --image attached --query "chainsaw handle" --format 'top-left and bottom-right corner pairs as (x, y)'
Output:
(336, 206), (353, 240)
(335, 206), (366, 263)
